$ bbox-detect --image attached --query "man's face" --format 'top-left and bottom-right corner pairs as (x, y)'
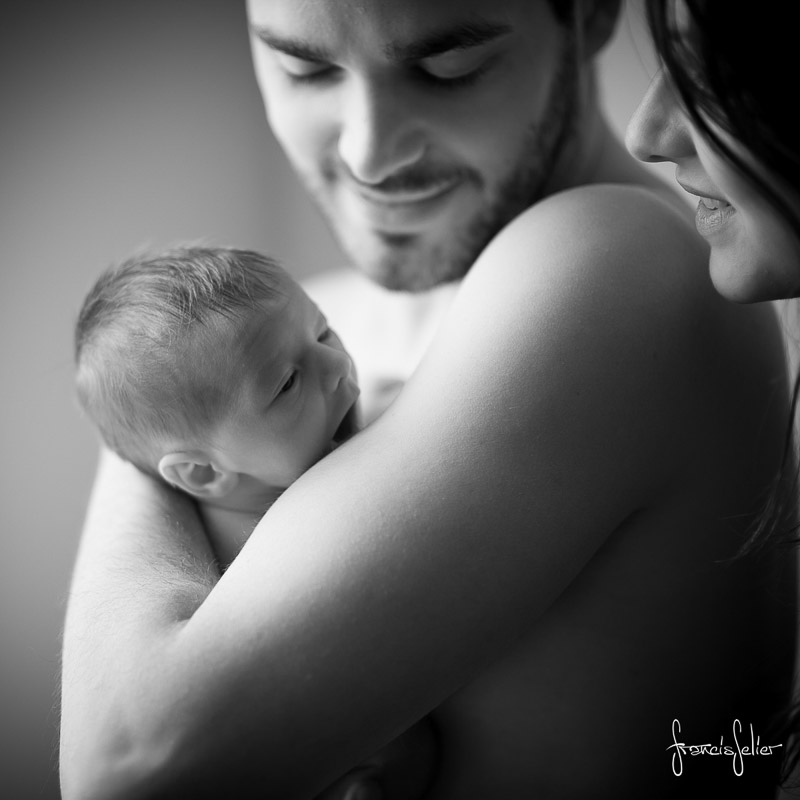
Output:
(246, 0), (581, 291)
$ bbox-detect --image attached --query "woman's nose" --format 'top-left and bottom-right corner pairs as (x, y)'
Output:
(337, 77), (427, 186)
(625, 70), (694, 165)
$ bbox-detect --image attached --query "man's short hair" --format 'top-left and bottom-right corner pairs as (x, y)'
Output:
(75, 245), (286, 474)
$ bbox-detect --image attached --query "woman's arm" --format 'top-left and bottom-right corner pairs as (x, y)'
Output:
(60, 186), (740, 798)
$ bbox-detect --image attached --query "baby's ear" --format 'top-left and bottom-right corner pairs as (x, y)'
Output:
(157, 452), (238, 499)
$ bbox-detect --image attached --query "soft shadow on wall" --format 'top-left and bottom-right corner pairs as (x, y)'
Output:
(0, 3), (666, 797)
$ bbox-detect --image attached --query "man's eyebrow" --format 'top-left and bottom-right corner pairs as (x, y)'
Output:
(249, 20), (512, 64)
(249, 26), (331, 63)
(387, 20), (512, 62)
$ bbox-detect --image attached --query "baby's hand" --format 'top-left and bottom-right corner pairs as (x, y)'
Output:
(314, 772), (381, 800)
(314, 717), (438, 800)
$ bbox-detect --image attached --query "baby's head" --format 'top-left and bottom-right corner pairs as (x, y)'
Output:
(75, 245), (359, 511)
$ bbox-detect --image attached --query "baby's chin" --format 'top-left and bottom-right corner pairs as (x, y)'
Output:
(332, 401), (362, 447)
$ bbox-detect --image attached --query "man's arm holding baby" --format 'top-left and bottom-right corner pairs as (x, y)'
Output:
(60, 187), (727, 798)
(193, 415), (442, 800)
(62, 446), (439, 800)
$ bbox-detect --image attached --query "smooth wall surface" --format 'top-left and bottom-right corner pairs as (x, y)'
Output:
(0, 3), (669, 796)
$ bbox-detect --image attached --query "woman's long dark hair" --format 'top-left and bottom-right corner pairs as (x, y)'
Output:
(646, 0), (800, 788)
(645, 0), (800, 237)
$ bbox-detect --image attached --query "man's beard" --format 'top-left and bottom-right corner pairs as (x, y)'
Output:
(301, 46), (579, 293)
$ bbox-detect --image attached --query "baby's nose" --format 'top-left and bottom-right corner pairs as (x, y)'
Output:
(322, 348), (351, 393)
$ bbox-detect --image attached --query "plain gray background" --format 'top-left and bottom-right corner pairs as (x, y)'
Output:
(0, 3), (673, 796)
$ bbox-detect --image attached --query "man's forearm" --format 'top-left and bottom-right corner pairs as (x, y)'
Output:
(59, 449), (220, 799)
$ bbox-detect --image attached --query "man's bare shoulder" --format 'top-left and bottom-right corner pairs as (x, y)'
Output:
(470, 183), (707, 309)
(406, 182), (785, 504)
(457, 182), (780, 370)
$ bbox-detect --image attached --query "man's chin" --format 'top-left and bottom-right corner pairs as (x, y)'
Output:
(314, 190), (469, 289)
(344, 235), (464, 293)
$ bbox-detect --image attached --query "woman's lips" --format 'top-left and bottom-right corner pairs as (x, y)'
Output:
(677, 180), (735, 238)
(694, 196), (735, 237)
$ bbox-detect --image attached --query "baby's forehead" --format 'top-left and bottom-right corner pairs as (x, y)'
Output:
(226, 278), (317, 357)
(253, 276), (318, 329)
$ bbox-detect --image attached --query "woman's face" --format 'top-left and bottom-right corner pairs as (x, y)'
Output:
(626, 66), (800, 303)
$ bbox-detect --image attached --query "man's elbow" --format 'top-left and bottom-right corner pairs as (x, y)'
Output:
(60, 715), (183, 800)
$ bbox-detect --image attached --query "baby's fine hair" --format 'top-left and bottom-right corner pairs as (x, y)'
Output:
(75, 244), (287, 475)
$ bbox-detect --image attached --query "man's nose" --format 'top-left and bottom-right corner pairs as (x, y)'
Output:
(625, 70), (694, 165)
(337, 78), (427, 185)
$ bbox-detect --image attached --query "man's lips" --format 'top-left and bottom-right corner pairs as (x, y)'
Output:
(352, 176), (462, 206)
(343, 175), (465, 233)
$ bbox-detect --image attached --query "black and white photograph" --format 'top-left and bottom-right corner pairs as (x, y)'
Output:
(2, 2), (799, 798)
